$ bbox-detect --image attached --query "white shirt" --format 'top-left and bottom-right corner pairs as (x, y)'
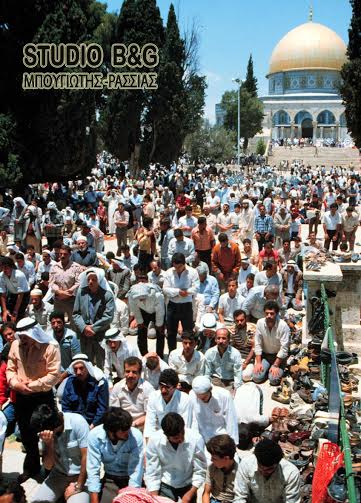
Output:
(144, 389), (194, 438)
(322, 211), (341, 230)
(128, 290), (165, 327)
(163, 265), (200, 304)
(218, 292), (244, 321)
(111, 298), (129, 335)
(167, 237), (195, 264)
(178, 215), (198, 237)
(254, 318), (290, 360)
(145, 428), (206, 492)
(0, 269), (29, 294)
(234, 382), (269, 428)
(168, 348), (204, 384)
(238, 264), (257, 285)
(110, 378), (154, 420)
(190, 385), (239, 444)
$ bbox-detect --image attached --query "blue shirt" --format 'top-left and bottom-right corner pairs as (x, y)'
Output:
(199, 275), (220, 309)
(61, 375), (109, 426)
(87, 425), (143, 492)
(204, 345), (243, 388)
(254, 215), (274, 235)
(54, 413), (89, 475)
(53, 328), (81, 372)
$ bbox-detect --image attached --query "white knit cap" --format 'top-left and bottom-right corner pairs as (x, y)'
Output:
(192, 376), (212, 394)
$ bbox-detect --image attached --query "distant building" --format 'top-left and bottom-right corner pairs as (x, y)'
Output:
(260, 18), (349, 143)
(215, 103), (226, 126)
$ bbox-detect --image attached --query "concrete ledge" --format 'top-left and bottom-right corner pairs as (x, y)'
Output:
(303, 262), (343, 282)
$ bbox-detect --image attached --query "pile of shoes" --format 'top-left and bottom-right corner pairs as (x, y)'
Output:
(304, 249), (331, 271)
(267, 407), (315, 502)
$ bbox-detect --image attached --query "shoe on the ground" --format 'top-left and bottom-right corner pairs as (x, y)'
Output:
(271, 388), (291, 404)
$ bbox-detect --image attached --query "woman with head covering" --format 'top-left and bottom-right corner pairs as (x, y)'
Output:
(42, 201), (64, 249)
(11, 197), (28, 245)
(72, 268), (115, 369)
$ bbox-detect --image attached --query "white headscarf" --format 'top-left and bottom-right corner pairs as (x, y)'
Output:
(16, 317), (55, 344)
(47, 202), (58, 211)
(69, 353), (104, 381)
(79, 267), (113, 293)
(13, 197), (27, 208)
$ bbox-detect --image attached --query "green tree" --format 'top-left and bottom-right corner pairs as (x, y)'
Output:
(340, 0), (361, 148)
(256, 138), (266, 155)
(99, 0), (165, 174)
(242, 54), (258, 97)
(221, 88), (264, 150)
(142, 3), (186, 165)
(0, 0), (107, 185)
(184, 121), (236, 163)
(0, 114), (23, 186)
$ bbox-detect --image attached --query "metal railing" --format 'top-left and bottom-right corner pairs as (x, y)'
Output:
(319, 284), (358, 503)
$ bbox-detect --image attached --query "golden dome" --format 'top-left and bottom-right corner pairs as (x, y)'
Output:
(268, 22), (347, 75)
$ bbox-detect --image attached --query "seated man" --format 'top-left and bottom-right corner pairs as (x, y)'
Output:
(144, 369), (194, 440)
(103, 327), (140, 387)
(110, 356), (154, 430)
(197, 263), (220, 313)
(26, 288), (53, 330)
(238, 273), (255, 300)
(234, 439), (301, 503)
(168, 332), (204, 391)
(229, 309), (254, 382)
(87, 407), (143, 502)
(203, 435), (239, 503)
(204, 327), (242, 391)
(190, 376), (238, 445)
(142, 352), (169, 390)
(254, 261), (282, 289)
(197, 313), (222, 354)
(72, 235), (99, 268)
(218, 279), (244, 325)
(61, 354), (109, 429)
(252, 301), (290, 386)
(29, 404), (89, 503)
(145, 412), (206, 503)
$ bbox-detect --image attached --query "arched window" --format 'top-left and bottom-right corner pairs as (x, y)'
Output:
(339, 112), (347, 127)
(272, 110), (291, 126)
(317, 110), (336, 125)
(294, 111), (313, 125)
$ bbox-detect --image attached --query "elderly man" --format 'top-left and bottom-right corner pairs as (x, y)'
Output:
(87, 407), (144, 502)
(204, 327), (243, 391)
(211, 233), (241, 291)
(49, 244), (82, 324)
(110, 356), (154, 430)
(127, 280), (166, 358)
(203, 205), (217, 233)
(168, 229), (195, 265)
(144, 369), (194, 440)
(190, 376), (238, 445)
(6, 317), (61, 481)
(163, 253), (200, 353)
(142, 352), (169, 389)
(103, 328), (140, 388)
(252, 301), (290, 386)
(61, 354), (109, 429)
(72, 268), (115, 368)
(26, 288), (53, 330)
(72, 235), (99, 267)
(191, 216), (215, 270)
(242, 285), (280, 321)
(197, 263), (220, 313)
(107, 258), (131, 300)
(145, 413), (206, 503)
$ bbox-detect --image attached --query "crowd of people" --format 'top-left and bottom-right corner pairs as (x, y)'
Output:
(0, 151), (360, 503)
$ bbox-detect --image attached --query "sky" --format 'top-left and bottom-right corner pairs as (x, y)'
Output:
(105, 0), (352, 123)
